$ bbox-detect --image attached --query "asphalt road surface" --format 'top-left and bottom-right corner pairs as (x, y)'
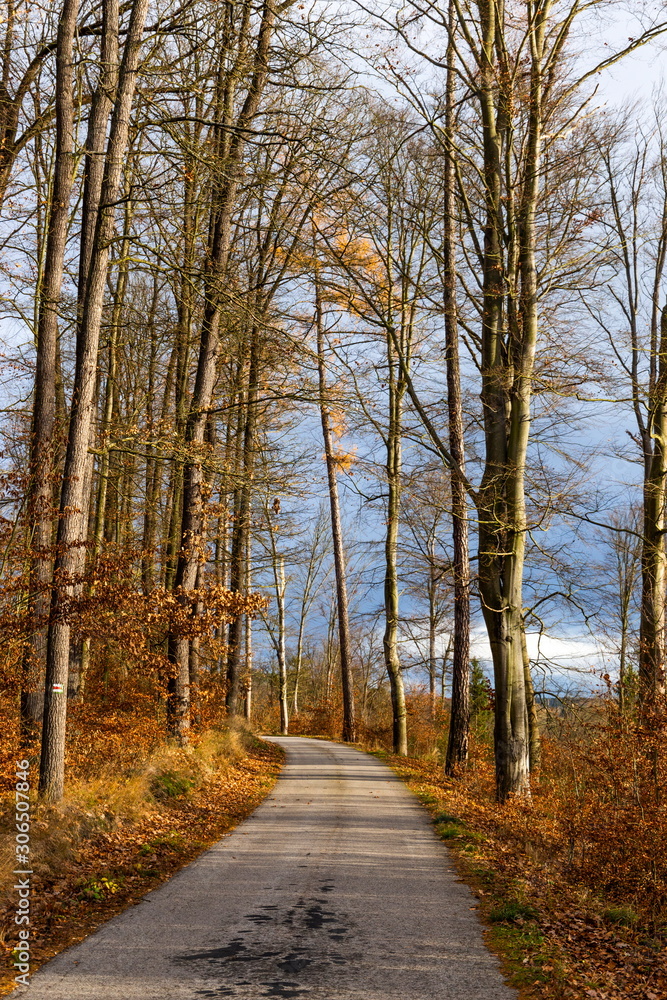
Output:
(16, 737), (516, 999)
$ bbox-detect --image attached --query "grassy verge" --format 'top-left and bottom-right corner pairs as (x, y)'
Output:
(0, 727), (283, 996)
(376, 750), (667, 1000)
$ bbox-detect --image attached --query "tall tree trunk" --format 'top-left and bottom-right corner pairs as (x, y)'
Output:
(189, 565), (203, 729)
(225, 334), (260, 716)
(20, 0), (81, 739)
(428, 554), (437, 720)
(383, 341), (407, 755)
(75, 153), (130, 699)
(475, 0), (518, 802)
(39, 0), (151, 801)
(243, 674), (252, 722)
(167, 0), (276, 736)
(444, 0), (471, 776)
(639, 304), (667, 707)
(473, 0), (546, 801)
(78, 0), (119, 293)
(275, 553), (288, 735)
(243, 535), (253, 719)
(315, 278), (356, 743)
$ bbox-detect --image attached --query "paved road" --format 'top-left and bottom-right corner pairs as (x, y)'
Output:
(16, 737), (516, 999)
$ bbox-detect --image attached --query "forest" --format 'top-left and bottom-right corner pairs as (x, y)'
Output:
(1, 0), (667, 996)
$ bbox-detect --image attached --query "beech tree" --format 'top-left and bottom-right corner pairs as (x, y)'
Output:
(374, 0), (667, 799)
(40, 0), (151, 801)
(165, 0), (281, 740)
(315, 270), (357, 742)
(20, 0), (81, 738)
(591, 126), (667, 708)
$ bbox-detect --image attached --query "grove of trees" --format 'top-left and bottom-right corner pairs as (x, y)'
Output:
(1, 0), (667, 804)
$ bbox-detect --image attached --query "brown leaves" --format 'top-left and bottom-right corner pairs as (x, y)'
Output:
(70, 580), (268, 645)
(0, 730), (284, 995)
(373, 697), (667, 1000)
(0, 542), (269, 699)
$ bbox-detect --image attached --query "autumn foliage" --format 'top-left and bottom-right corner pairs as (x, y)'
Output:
(0, 686), (283, 995)
(364, 694), (667, 1000)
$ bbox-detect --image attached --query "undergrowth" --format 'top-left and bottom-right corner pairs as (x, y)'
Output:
(0, 705), (283, 996)
(366, 695), (667, 1000)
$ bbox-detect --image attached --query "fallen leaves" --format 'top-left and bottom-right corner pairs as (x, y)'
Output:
(0, 731), (283, 996)
(380, 748), (667, 1000)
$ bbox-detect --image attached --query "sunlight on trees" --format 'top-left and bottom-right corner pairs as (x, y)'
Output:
(0, 0), (664, 834)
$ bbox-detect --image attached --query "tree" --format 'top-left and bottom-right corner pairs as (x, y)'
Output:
(315, 269), (357, 742)
(440, 0), (470, 776)
(258, 499), (289, 734)
(380, 0), (666, 800)
(20, 0), (81, 738)
(166, 0), (280, 739)
(40, 0), (151, 801)
(591, 125), (667, 708)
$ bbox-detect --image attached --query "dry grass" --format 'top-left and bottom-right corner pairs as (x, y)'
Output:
(0, 709), (283, 996)
(361, 695), (667, 1000)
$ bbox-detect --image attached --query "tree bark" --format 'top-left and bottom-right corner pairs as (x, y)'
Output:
(428, 555), (437, 719)
(39, 0), (151, 801)
(276, 553), (288, 735)
(315, 278), (356, 743)
(443, 0), (471, 776)
(383, 337), (408, 755)
(20, 0), (81, 739)
(474, 0), (545, 801)
(639, 304), (667, 707)
(243, 536), (253, 719)
(225, 334), (260, 716)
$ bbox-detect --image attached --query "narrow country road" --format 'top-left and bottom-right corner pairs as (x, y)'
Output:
(16, 738), (516, 999)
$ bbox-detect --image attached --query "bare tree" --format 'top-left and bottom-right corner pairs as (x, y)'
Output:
(315, 271), (357, 742)
(592, 127), (667, 708)
(20, 0), (81, 738)
(40, 0), (151, 801)
(166, 0), (279, 740)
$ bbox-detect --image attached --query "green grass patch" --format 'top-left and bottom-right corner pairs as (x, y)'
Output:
(138, 832), (186, 855)
(150, 770), (195, 801)
(433, 811), (461, 825)
(470, 864), (496, 885)
(602, 905), (638, 927)
(435, 822), (462, 840)
(489, 922), (559, 988)
(76, 875), (124, 902)
(416, 790), (439, 806)
(489, 899), (539, 924)
(135, 865), (161, 878)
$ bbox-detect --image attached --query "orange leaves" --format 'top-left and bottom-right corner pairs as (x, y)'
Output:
(69, 580), (267, 646)
(0, 726), (283, 995)
(329, 406), (347, 440)
(330, 446), (357, 472)
(0, 542), (268, 692)
(325, 406), (357, 472)
(329, 227), (388, 292)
